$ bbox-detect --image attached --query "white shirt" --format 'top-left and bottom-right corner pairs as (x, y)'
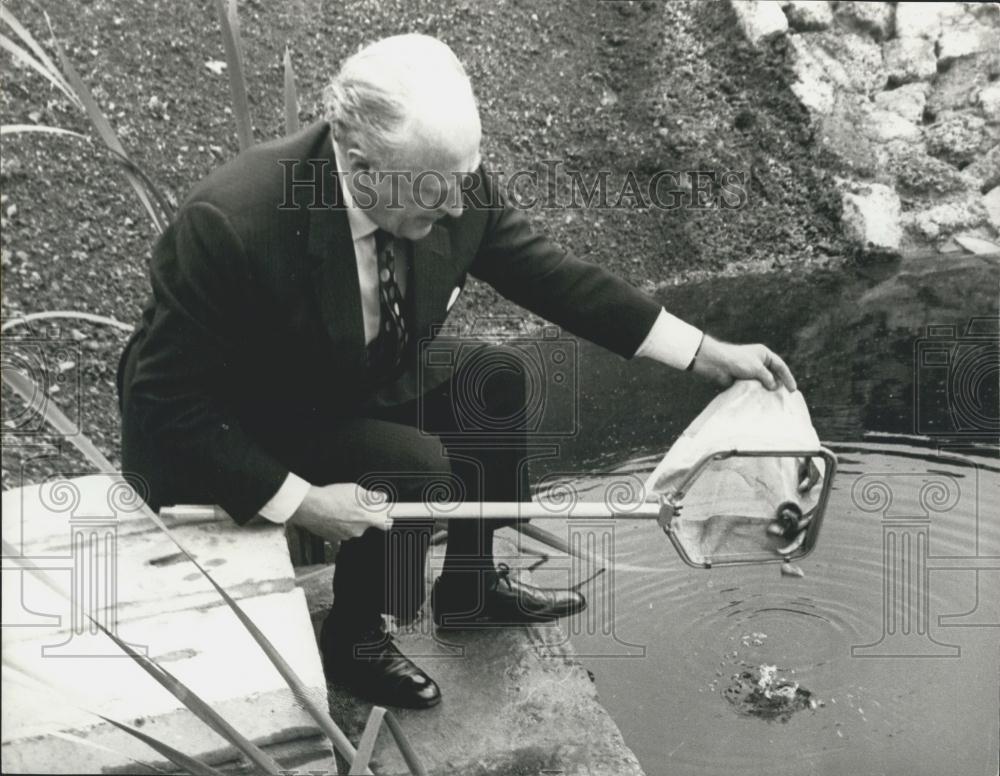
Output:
(258, 147), (703, 523)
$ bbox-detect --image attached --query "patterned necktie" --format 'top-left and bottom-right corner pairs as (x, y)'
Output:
(366, 228), (409, 377)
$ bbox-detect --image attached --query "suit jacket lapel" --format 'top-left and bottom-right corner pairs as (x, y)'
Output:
(409, 222), (453, 343)
(306, 169), (367, 370)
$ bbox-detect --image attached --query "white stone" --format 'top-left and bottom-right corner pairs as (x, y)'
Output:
(925, 112), (988, 166)
(883, 37), (938, 85)
(874, 83), (929, 123)
(961, 144), (1000, 191)
(786, 36), (837, 113)
(984, 186), (1000, 232)
(791, 75), (836, 114)
(938, 24), (995, 66)
(834, 1), (894, 40)
(980, 83), (1000, 123)
(867, 109), (922, 142)
(782, 0), (833, 31)
(841, 184), (903, 251)
(730, 0), (789, 46)
(911, 197), (988, 240)
(792, 31), (884, 95)
(894, 2), (963, 41)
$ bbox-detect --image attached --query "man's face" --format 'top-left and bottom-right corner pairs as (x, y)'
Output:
(343, 117), (482, 241)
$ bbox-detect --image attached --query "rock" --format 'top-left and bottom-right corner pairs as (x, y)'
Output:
(909, 196), (988, 240)
(866, 109), (921, 142)
(840, 183), (902, 252)
(791, 76), (835, 115)
(818, 94), (880, 172)
(791, 31), (885, 95)
(938, 23), (995, 67)
(984, 186), (1000, 232)
(894, 2), (963, 41)
(874, 83), (929, 123)
(787, 35), (837, 113)
(979, 83), (1000, 124)
(834, 1), (894, 40)
(887, 142), (967, 196)
(729, 0), (789, 46)
(782, 0), (832, 32)
(953, 233), (1000, 254)
(961, 144), (1000, 191)
(883, 37), (937, 86)
(927, 51), (1000, 114)
(925, 112), (988, 166)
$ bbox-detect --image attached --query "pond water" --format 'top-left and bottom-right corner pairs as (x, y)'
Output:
(529, 253), (999, 776)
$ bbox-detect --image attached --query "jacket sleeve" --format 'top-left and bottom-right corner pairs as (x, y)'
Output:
(127, 200), (289, 524)
(468, 170), (662, 358)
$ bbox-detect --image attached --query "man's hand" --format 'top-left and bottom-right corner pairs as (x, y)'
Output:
(288, 483), (391, 542)
(690, 334), (797, 392)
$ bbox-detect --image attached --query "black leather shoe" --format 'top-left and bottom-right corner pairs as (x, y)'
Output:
(431, 563), (587, 630)
(319, 614), (441, 709)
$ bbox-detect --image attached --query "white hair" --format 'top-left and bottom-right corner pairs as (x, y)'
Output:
(324, 34), (478, 167)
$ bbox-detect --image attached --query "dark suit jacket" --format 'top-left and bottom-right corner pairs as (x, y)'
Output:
(119, 120), (661, 523)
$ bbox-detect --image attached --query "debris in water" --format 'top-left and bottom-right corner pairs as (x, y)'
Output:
(781, 561), (805, 578)
(740, 632), (767, 647)
(723, 663), (817, 722)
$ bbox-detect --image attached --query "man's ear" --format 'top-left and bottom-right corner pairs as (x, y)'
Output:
(345, 147), (373, 174)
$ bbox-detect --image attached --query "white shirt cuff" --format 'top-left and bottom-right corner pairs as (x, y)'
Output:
(633, 308), (704, 370)
(258, 473), (311, 524)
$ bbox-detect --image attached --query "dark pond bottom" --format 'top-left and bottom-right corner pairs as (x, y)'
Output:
(526, 253), (999, 775)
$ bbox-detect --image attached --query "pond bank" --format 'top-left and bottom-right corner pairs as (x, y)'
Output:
(298, 532), (646, 776)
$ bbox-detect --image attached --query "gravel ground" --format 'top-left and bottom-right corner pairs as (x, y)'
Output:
(1, 0), (851, 488)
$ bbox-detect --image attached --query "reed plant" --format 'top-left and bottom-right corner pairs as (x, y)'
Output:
(1, 3), (424, 773)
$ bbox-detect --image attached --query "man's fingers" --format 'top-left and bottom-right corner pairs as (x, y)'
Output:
(753, 362), (778, 390)
(764, 349), (797, 392)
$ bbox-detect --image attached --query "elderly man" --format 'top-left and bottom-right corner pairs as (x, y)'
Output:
(118, 34), (795, 709)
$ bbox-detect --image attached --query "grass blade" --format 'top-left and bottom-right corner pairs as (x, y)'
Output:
(49, 731), (172, 775)
(91, 622), (283, 775)
(282, 47), (298, 136)
(1, 123), (88, 139)
(173, 542), (368, 771)
(104, 144), (175, 221)
(348, 707), (386, 775)
(42, 15), (166, 233)
(5, 662), (214, 776)
(0, 7), (77, 103)
(0, 310), (134, 333)
(381, 711), (427, 776)
(2, 369), (376, 773)
(349, 707), (425, 776)
(0, 31), (78, 106)
(214, 0), (253, 151)
(97, 716), (228, 776)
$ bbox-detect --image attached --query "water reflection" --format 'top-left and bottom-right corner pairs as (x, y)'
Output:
(529, 253), (999, 776)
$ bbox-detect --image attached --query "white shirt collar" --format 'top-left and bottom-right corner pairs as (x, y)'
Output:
(331, 139), (379, 242)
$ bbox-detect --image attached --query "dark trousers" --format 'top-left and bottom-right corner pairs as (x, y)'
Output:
(120, 337), (531, 631)
(325, 348), (531, 631)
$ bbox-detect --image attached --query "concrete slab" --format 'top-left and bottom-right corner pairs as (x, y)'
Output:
(1, 475), (332, 773)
